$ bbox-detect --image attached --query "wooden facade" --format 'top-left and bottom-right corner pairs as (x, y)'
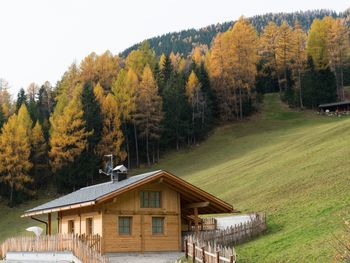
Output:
(23, 170), (234, 253)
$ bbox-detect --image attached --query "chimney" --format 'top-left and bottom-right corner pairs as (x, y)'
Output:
(112, 165), (128, 182)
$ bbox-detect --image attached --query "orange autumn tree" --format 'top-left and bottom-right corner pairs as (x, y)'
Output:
(0, 108), (33, 206)
(94, 83), (126, 163)
(134, 64), (163, 166)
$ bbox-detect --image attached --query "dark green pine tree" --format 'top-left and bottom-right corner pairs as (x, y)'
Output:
(302, 56), (337, 109)
(27, 97), (39, 124)
(159, 55), (173, 94)
(161, 72), (191, 150)
(0, 107), (5, 129)
(16, 88), (27, 112)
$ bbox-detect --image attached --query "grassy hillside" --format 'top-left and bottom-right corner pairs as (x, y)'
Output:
(144, 93), (350, 262)
(1, 93), (349, 262)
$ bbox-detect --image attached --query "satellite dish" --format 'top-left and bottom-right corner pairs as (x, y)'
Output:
(26, 226), (43, 237)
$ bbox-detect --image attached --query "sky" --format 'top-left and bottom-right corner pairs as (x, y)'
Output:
(0, 0), (348, 95)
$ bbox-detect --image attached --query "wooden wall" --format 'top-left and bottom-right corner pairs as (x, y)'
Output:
(102, 181), (181, 253)
(60, 206), (103, 236)
(58, 181), (182, 253)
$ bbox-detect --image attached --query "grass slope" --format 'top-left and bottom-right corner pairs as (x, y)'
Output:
(0, 94), (349, 262)
(146, 94), (350, 262)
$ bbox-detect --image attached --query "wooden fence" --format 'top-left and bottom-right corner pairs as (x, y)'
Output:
(184, 213), (266, 262)
(195, 213), (267, 246)
(185, 235), (236, 263)
(76, 233), (102, 253)
(0, 234), (109, 263)
(189, 218), (218, 231)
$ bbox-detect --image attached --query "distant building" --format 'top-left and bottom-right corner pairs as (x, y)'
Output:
(22, 170), (234, 253)
(318, 101), (350, 112)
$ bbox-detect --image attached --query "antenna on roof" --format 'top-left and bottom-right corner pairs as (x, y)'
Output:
(99, 154), (128, 182)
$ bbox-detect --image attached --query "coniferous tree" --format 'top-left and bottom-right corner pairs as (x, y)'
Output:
(95, 84), (126, 163)
(31, 121), (48, 187)
(16, 88), (27, 112)
(292, 20), (308, 108)
(0, 113), (33, 206)
(162, 72), (191, 150)
(134, 65), (163, 166)
(186, 70), (205, 144)
(49, 85), (92, 173)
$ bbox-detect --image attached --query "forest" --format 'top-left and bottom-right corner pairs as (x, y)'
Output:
(0, 13), (349, 206)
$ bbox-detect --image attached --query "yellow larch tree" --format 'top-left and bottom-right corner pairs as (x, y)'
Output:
(292, 20), (307, 108)
(159, 53), (167, 71)
(276, 21), (295, 93)
(113, 68), (138, 168)
(307, 17), (333, 69)
(0, 113), (33, 206)
(230, 16), (259, 119)
(259, 22), (280, 92)
(186, 70), (205, 143)
(31, 121), (48, 186)
(95, 83), (126, 163)
(49, 85), (92, 171)
(326, 18), (350, 100)
(134, 64), (163, 166)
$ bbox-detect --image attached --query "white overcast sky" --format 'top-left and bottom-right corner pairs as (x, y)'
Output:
(0, 0), (348, 95)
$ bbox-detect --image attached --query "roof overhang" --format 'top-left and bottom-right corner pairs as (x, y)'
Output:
(22, 170), (234, 217)
(21, 201), (95, 218)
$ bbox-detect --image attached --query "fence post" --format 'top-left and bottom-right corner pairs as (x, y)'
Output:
(185, 239), (188, 259)
(216, 250), (220, 263)
(193, 242), (196, 263)
(202, 246), (206, 263)
(230, 254), (235, 263)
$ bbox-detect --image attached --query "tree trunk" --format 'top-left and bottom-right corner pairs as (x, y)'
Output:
(340, 66), (344, 101)
(9, 182), (14, 207)
(239, 87), (243, 120)
(234, 87), (239, 120)
(157, 141), (160, 162)
(124, 122), (131, 170)
(146, 132), (150, 167)
(176, 129), (179, 151)
(133, 123), (139, 168)
(298, 68), (303, 109)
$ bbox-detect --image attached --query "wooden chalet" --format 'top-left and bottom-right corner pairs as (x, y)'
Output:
(22, 170), (234, 253)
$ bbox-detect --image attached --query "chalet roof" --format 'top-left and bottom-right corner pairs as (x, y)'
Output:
(22, 170), (234, 217)
(24, 170), (161, 216)
(319, 101), (350, 108)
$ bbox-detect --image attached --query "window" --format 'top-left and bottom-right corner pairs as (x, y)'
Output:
(68, 220), (75, 234)
(152, 217), (164, 235)
(86, 218), (93, 235)
(118, 216), (132, 235)
(140, 191), (161, 208)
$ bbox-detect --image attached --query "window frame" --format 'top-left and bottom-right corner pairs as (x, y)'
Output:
(140, 191), (161, 208)
(118, 216), (132, 235)
(152, 217), (165, 235)
(86, 217), (93, 235)
(68, 220), (75, 234)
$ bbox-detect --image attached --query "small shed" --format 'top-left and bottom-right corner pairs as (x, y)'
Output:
(318, 101), (350, 112)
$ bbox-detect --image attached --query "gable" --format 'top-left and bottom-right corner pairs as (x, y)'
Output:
(22, 170), (233, 217)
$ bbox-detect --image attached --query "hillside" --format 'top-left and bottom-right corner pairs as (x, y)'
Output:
(139, 94), (350, 262)
(1, 94), (350, 261)
(121, 9), (343, 57)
